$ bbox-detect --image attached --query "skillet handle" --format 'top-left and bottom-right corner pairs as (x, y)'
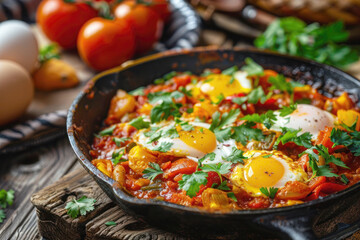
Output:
(322, 219), (360, 240)
(254, 213), (317, 240)
(256, 213), (360, 240)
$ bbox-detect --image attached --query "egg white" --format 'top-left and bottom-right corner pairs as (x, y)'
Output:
(271, 104), (336, 139)
(230, 150), (308, 197)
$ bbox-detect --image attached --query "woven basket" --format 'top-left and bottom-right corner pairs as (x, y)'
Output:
(248, 0), (360, 26)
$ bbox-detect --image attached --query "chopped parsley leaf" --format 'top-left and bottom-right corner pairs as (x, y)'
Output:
(151, 142), (173, 152)
(129, 116), (150, 130)
(105, 221), (117, 226)
(65, 196), (96, 219)
(227, 192), (238, 202)
(111, 148), (126, 165)
(214, 128), (232, 142)
(222, 66), (238, 76)
(240, 110), (277, 129)
(99, 125), (116, 136)
(232, 86), (268, 105)
(212, 181), (231, 191)
(0, 210), (5, 223)
(179, 171), (208, 198)
(268, 74), (304, 102)
(179, 86), (192, 97)
(330, 128), (360, 156)
(274, 127), (313, 148)
(340, 174), (349, 185)
(201, 162), (232, 182)
(232, 122), (265, 145)
(129, 87), (145, 96)
(112, 137), (130, 147)
(300, 144), (349, 180)
(226, 147), (247, 164)
(148, 91), (183, 123)
(198, 152), (216, 168)
(213, 93), (225, 104)
(210, 109), (240, 132)
(142, 162), (163, 181)
(0, 189), (14, 209)
(210, 109), (240, 142)
(260, 187), (278, 198)
(240, 58), (264, 76)
(279, 104), (297, 117)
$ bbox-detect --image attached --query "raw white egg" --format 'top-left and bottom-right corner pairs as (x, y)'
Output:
(0, 20), (38, 72)
(230, 150), (308, 197)
(271, 104), (336, 139)
(0, 60), (34, 125)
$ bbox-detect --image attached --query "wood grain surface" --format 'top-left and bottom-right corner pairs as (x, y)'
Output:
(31, 168), (186, 240)
(0, 139), (79, 240)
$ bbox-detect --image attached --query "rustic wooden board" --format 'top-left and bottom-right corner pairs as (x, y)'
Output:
(0, 138), (78, 240)
(31, 168), (186, 240)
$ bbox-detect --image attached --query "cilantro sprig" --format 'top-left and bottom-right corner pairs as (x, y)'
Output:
(0, 210), (5, 223)
(198, 152), (216, 168)
(240, 110), (277, 129)
(225, 147), (247, 164)
(0, 189), (14, 209)
(240, 58), (264, 76)
(129, 116), (150, 130)
(278, 104), (297, 117)
(255, 17), (359, 68)
(99, 125), (116, 136)
(151, 142), (173, 152)
(0, 189), (14, 223)
(330, 127), (360, 156)
(301, 144), (349, 180)
(200, 162), (232, 183)
(112, 137), (130, 147)
(274, 127), (313, 148)
(143, 162), (163, 181)
(178, 172), (208, 198)
(260, 187), (278, 199)
(232, 122), (265, 146)
(65, 196), (96, 219)
(268, 74), (304, 103)
(210, 109), (240, 142)
(179, 160), (233, 198)
(111, 148), (126, 165)
(232, 86), (269, 105)
(148, 91), (183, 123)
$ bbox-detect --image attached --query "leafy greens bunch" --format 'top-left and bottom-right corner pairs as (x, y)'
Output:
(255, 17), (359, 68)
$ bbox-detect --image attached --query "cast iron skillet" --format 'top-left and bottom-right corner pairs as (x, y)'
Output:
(67, 48), (360, 240)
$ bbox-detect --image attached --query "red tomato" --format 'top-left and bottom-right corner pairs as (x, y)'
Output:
(114, 2), (164, 54)
(36, 0), (98, 49)
(77, 17), (136, 71)
(164, 158), (197, 179)
(148, 0), (171, 22)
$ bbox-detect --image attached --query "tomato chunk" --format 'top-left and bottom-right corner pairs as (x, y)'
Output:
(164, 158), (198, 179)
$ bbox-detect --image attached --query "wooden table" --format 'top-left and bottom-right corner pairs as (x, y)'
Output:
(1, 25), (360, 240)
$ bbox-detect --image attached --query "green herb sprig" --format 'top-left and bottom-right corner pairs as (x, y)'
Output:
(255, 17), (359, 68)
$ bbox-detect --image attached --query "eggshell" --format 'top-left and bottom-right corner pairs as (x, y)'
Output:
(0, 20), (38, 72)
(0, 60), (34, 126)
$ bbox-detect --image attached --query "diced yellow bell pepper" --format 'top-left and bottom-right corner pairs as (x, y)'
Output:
(337, 109), (360, 131)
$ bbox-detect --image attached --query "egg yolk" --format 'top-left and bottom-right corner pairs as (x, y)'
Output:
(200, 74), (248, 102)
(177, 126), (217, 154)
(244, 156), (285, 188)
